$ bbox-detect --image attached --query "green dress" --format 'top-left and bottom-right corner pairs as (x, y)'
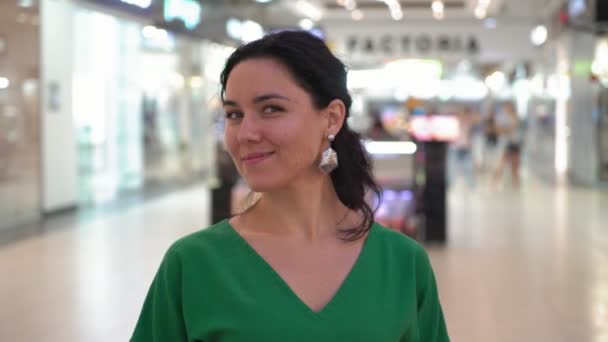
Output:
(131, 220), (449, 342)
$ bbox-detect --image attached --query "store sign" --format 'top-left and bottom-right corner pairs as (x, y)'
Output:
(345, 34), (480, 56)
(164, 0), (201, 30)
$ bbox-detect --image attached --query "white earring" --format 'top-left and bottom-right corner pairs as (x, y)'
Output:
(319, 134), (338, 174)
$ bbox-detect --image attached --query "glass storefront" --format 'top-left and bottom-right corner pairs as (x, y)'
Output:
(1, 0), (222, 231)
(72, 10), (143, 203)
(593, 37), (608, 181)
(598, 85), (608, 181)
(0, 1), (41, 230)
(71, 7), (211, 205)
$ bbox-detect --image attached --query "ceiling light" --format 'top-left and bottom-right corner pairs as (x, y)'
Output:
(377, 0), (403, 21)
(299, 18), (315, 30)
(0, 77), (9, 90)
(17, 0), (34, 8)
(431, 1), (444, 13)
(241, 20), (264, 42)
(255, 0), (272, 3)
(227, 18), (264, 42)
(344, 0), (356, 11)
(484, 71), (506, 92)
(530, 25), (548, 46)
(474, 6), (487, 19)
(391, 11), (403, 20)
(351, 9), (364, 21)
(394, 88), (409, 101)
(122, 0), (152, 9)
(226, 18), (242, 40)
(142, 25), (156, 38)
(142, 25), (169, 40)
(164, 0), (201, 30)
(296, 0), (323, 21)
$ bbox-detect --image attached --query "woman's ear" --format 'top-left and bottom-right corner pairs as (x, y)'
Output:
(325, 99), (346, 135)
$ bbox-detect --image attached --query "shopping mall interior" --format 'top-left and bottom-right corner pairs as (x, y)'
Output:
(0, 0), (607, 341)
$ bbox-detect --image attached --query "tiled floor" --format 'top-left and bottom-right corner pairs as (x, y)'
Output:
(0, 179), (606, 341)
(438, 180), (608, 342)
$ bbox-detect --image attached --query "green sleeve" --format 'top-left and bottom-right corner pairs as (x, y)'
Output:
(409, 245), (450, 342)
(131, 247), (189, 342)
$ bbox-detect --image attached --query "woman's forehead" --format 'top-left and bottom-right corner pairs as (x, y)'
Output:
(225, 59), (307, 102)
(229, 58), (291, 82)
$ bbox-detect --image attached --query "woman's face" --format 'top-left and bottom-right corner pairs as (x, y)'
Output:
(222, 58), (328, 192)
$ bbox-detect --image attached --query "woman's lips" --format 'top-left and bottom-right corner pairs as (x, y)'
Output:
(241, 152), (274, 165)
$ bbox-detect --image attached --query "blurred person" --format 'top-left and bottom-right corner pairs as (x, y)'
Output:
(483, 109), (499, 168)
(131, 31), (449, 342)
(211, 140), (240, 224)
(367, 114), (395, 141)
(493, 102), (523, 188)
(484, 111), (498, 146)
(474, 108), (502, 177)
(470, 108), (485, 172)
(449, 106), (479, 188)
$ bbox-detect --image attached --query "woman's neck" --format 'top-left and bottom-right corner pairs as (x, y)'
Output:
(241, 175), (349, 243)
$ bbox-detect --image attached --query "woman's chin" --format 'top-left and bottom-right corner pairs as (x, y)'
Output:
(244, 178), (284, 193)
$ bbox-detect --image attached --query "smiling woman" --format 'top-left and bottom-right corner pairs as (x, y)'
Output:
(222, 60), (337, 195)
(131, 30), (450, 342)
(220, 31), (380, 241)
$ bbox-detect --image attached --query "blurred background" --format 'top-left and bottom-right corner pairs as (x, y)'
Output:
(0, 0), (607, 341)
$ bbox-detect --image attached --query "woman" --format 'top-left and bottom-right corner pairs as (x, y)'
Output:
(482, 109), (499, 172)
(131, 31), (449, 342)
(450, 106), (480, 188)
(493, 102), (522, 188)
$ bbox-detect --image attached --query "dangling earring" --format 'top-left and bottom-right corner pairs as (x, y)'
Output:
(319, 134), (338, 174)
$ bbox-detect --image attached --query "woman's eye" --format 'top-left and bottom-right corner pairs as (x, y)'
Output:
(225, 111), (242, 120)
(263, 106), (283, 114)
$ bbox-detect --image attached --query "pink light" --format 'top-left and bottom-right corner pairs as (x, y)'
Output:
(409, 115), (459, 141)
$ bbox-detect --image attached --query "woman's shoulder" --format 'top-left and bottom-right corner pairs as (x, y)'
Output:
(166, 220), (235, 258)
(372, 222), (436, 278)
(372, 222), (427, 256)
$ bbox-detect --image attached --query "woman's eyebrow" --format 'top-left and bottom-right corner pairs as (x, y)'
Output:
(223, 94), (290, 107)
(253, 94), (290, 103)
(222, 99), (238, 106)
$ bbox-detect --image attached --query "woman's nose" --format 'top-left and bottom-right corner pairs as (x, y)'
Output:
(236, 113), (262, 143)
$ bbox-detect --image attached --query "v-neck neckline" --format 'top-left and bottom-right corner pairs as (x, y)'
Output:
(224, 220), (377, 319)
